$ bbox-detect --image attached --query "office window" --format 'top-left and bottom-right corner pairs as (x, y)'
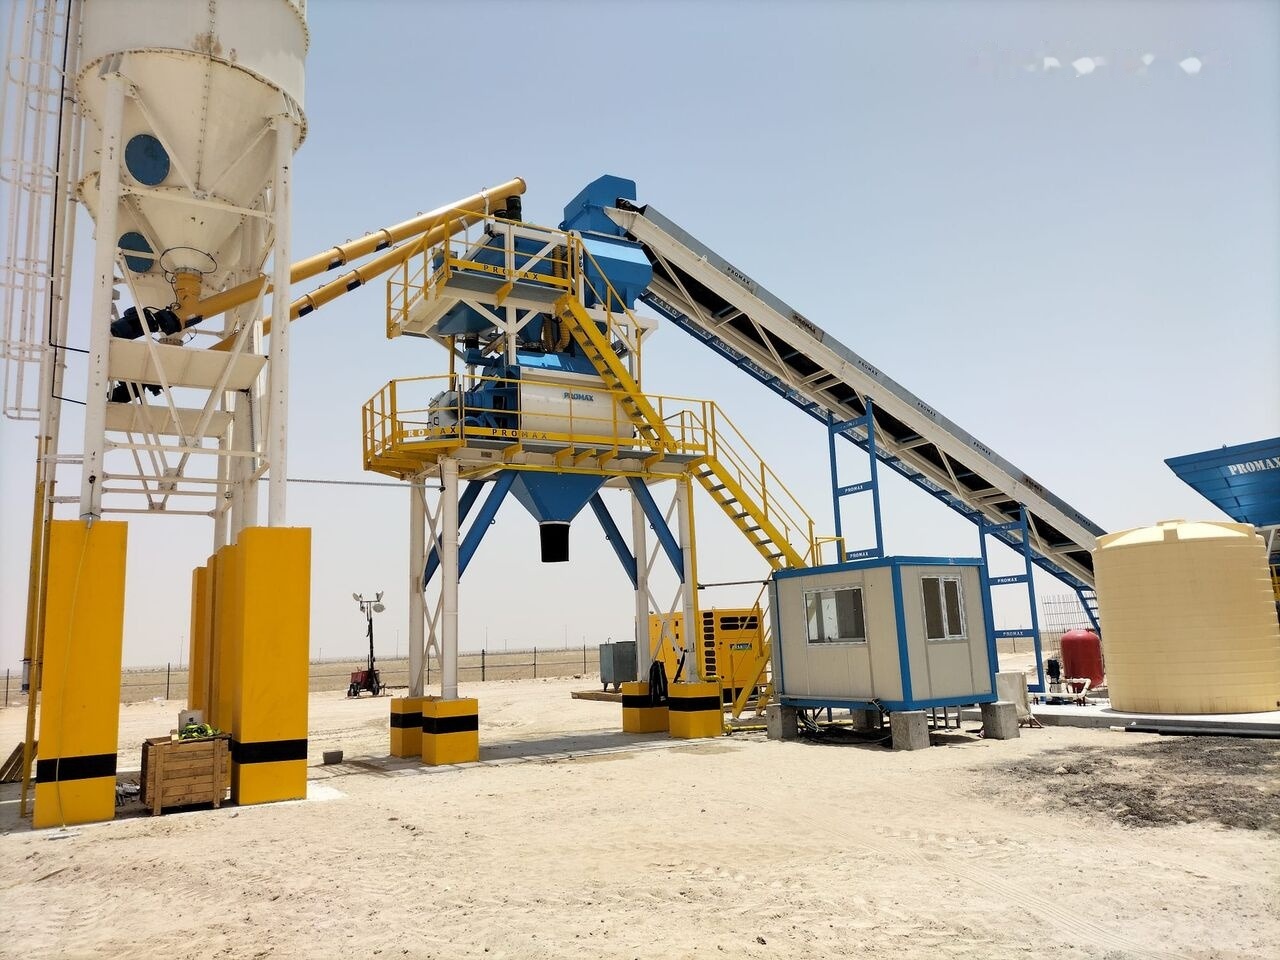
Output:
(922, 575), (966, 641)
(804, 586), (867, 644)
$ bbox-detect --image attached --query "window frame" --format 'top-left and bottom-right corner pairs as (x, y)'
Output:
(803, 584), (869, 645)
(920, 574), (968, 642)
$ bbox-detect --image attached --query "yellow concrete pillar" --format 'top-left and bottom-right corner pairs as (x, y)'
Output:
(621, 681), (669, 733)
(229, 527), (311, 805)
(421, 697), (478, 765)
(209, 544), (241, 733)
(188, 564), (211, 714)
(33, 520), (127, 829)
(667, 681), (723, 739)
(390, 696), (426, 757)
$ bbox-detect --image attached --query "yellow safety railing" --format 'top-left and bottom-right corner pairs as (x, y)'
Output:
(387, 212), (578, 341)
(699, 403), (822, 566)
(385, 213), (649, 375)
(363, 376), (826, 571)
(363, 373), (718, 475)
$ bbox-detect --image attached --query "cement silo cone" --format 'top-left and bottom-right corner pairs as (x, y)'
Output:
(1094, 520), (1280, 714)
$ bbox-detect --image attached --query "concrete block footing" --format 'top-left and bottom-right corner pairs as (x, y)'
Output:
(890, 710), (930, 750)
(980, 700), (1021, 740)
(851, 708), (882, 731)
(766, 704), (800, 741)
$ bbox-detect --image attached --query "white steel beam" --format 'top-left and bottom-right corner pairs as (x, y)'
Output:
(440, 457), (460, 700)
(675, 476), (700, 682)
(408, 477), (427, 697)
(78, 64), (125, 520)
(631, 490), (651, 677)
(266, 117), (295, 525)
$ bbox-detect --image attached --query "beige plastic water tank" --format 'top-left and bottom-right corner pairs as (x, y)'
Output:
(1094, 519), (1280, 714)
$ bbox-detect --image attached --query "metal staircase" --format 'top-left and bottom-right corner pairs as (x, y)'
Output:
(1076, 587), (1101, 633)
(693, 459), (804, 570)
(555, 293), (676, 454)
(558, 290), (817, 571)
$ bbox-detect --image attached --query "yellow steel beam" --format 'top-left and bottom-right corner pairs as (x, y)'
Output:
(186, 177), (526, 327)
(730, 640), (771, 719)
(212, 218), (459, 351)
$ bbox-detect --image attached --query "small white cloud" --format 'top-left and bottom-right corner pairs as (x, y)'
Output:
(1043, 56), (1061, 70)
(1141, 53), (1155, 67)
(1179, 56), (1203, 75)
(1072, 57), (1097, 75)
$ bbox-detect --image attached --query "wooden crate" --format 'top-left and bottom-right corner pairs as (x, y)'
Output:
(140, 735), (230, 816)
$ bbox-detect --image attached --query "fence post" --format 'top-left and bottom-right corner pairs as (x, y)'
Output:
(481, 649), (486, 682)
(166, 662), (171, 700)
(533, 646), (537, 679)
(583, 643), (587, 673)
(4, 669), (8, 708)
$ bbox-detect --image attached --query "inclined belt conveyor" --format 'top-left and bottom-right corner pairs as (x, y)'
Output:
(605, 200), (1105, 603)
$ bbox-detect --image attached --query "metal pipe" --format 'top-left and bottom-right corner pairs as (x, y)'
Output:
(186, 177), (527, 327)
(440, 458), (460, 700)
(266, 118), (295, 525)
(288, 177), (525, 281)
(209, 218), (462, 352)
(78, 67), (125, 519)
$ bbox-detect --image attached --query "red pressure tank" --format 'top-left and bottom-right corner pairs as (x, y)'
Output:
(1060, 629), (1104, 688)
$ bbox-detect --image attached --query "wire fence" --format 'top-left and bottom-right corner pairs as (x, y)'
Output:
(2, 645), (605, 704)
(1036, 592), (1094, 663)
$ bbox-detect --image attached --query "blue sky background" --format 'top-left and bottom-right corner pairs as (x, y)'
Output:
(2, 0), (1277, 669)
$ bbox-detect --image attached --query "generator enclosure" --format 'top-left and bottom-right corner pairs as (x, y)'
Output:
(649, 607), (766, 699)
(770, 556), (997, 712)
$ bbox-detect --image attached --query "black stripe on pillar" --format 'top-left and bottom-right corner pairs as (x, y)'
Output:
(35, 753), (117, 783)
(422, 714), (479, 735)
(667, 696), (722, 713)
(389, 712), (424, 729)
(622, 695), (662, 709)
(230, 739), (308, 764)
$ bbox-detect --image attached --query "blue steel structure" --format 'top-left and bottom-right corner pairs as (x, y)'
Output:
(408, 177), (696, 594)
(771, 556), (999, 713)
(1165, 438), (1280, 532)
(597, 190), (1105, 621)
(978, 507), (1049, 692)
(386, 174), (1114, 712)
(827, 400), (885, 563)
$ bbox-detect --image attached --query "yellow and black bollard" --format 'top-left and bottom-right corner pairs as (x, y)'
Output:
(389, 696), (426, 757)
(620, 681), (669, 733)
(33, 521), (128, 828)
(667, 681), (723, 739)
(224, 527), (312, 805)
(421, 697), (479, 765)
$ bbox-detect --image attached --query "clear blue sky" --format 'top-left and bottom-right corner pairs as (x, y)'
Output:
(2, 0), (1277, 669)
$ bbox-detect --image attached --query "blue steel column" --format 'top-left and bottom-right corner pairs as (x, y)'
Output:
(1020, 507), (1046, 693)
(865, 400), (885, 560)
(827, 403), (885, 561)
(827, 413), (843, 559)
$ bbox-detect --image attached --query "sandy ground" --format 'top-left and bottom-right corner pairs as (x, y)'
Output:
(1, 679), (1277, 960)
